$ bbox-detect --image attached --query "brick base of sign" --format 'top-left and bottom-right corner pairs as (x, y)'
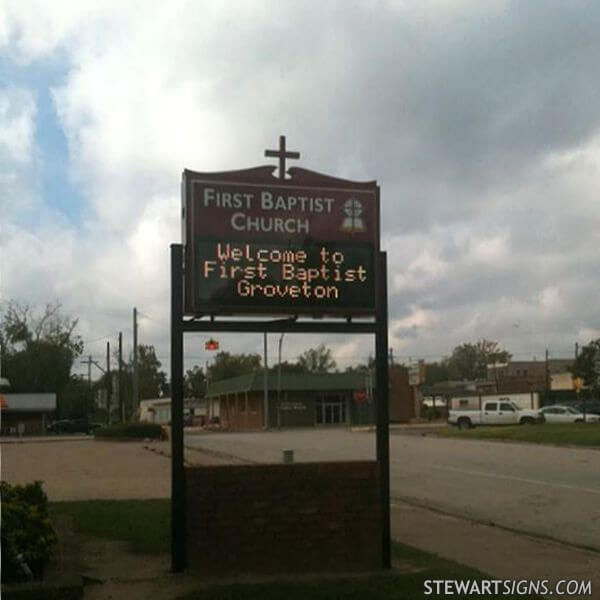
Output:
(185, 461), (382, 575)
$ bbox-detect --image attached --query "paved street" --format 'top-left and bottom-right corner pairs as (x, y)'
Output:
(185, 428), (600, 551)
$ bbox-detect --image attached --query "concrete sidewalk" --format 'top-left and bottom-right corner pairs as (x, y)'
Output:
(392, 502), (600, 593)
(0, 435), (92, 443)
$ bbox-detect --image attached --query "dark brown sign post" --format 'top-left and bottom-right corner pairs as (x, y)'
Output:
(171, 136), (390, 572)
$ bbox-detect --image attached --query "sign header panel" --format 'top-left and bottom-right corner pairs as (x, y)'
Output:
(183, 167), (379, 317)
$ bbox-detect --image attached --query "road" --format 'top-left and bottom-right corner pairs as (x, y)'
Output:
(185, 428), (600, 551)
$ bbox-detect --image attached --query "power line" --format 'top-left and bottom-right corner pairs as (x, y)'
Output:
(81, 332), (120, 345)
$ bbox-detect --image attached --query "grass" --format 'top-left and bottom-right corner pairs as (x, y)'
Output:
(50, 499), (540, 600)
(49, 499), (170, 554)
(439, 423), (600, 446)
(176, 543), (540, 600)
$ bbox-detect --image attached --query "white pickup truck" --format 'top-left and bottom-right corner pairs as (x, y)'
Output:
(448, 400), (544, 430)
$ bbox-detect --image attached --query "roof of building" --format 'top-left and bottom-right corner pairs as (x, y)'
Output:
(503, 359), (573, 374)
(206, 372), (371, 397)
(140, 397), (205, 408)
(0, 393), (56, 412)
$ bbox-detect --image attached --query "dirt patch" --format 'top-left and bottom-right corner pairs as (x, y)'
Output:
(78, 539), (198, 600)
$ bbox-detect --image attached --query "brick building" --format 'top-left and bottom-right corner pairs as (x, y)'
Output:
(206, 368), (416, 430)
(489, 359), (573, 393)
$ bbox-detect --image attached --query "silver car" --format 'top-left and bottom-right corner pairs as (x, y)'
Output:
(539, 405), (600, 424)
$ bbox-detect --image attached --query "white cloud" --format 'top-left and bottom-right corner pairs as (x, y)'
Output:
(466, 233), (509, 264)
(0, 86), (36, 164)
(3, 1), (600, 376)
(0, 0), (127, 62)
(538, 286), (561, 313)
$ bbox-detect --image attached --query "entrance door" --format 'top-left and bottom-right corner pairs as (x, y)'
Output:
(315, 395), (346, 425)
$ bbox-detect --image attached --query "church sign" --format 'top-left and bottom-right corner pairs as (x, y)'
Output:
(171, 137), (391, 573)
(182, 146), (379, 317)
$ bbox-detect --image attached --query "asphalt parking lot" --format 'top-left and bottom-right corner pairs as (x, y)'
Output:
(0, 438), (239, 500)
(184, 428), (600, 551)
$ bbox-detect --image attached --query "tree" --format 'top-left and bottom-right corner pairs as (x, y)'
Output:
(136, 345), (167, 400)
(267, 360), (306, 375)
(424, 361), (450, 385)
(207, 352), (262, 382)
(446, 343), (480, 380)
(344, 356), (375, 374)
(58, 375), (91, 419)
(476, 339), (511, 369)
(297, 344), (336, 374)
(0, 302), (83, 393)
(572, 339), (600, 393)
(446, 339), (511, 381)
(185, 365), (206, 398)
(90, 344), (167, 421)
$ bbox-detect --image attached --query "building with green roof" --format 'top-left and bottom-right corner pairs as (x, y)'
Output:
(206, 371), (376, 429)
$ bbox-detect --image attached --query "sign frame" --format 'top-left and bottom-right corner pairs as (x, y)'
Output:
(171, 149), (390, 575)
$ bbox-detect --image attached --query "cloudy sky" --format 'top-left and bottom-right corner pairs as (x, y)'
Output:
(1, 0), (599, 379)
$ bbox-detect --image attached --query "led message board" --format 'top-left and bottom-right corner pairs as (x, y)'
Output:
(182, 167), (379, 317)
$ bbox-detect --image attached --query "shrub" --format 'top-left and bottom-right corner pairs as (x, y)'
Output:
(1, 481), (57, 583)
(94, 422), (166, 440)
(424, 407), (442, 421)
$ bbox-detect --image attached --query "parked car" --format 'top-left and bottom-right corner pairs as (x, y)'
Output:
(46, 419), (103, 434)
(539, 405), (600, 424)
(448, 400), (544, 430)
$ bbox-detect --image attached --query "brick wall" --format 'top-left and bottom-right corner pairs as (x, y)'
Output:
(186, 461), (382, 574)
(389, 366), (416, 423)
(220, 392), (263, 430)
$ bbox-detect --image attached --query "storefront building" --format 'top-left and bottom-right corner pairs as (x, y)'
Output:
(0, 393), (57, 435)
(206, 372), (390, 430)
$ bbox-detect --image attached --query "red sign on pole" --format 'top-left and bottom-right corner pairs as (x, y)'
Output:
(182, 166), (380, 317)
(353, 390), (367, 404)
(205, 339), (219, 351)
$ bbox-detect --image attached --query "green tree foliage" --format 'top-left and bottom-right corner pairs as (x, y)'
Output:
(59, 375), (92, 419)
(267, 360), (307, 375)
(207, 351), (262, 382)
(90, 344), (167, 421)
(446, 343), (480, 380)
(297, 344), (337, 374)
(446, 339), (511, 381)
(424, 361), (450, 385)
(0, 302), (83, 393)
(136, 345), (167, 400)
(572, 339), (600, 393)
(184, 365), (206, 398)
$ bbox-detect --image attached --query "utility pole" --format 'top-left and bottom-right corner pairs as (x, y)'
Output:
(575, 342), (579, 359)
(545, 348), (550, 402)
(81, 355), (92, 387)
(80, 355), (93, 416)
(118, 331), (124, 422)
(277, 333), (284, 428)
(263, 333), (269, 429)
(133, 307), (139, 417)
(106, 342), (111, 425)
(205, 360), (210, 421)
